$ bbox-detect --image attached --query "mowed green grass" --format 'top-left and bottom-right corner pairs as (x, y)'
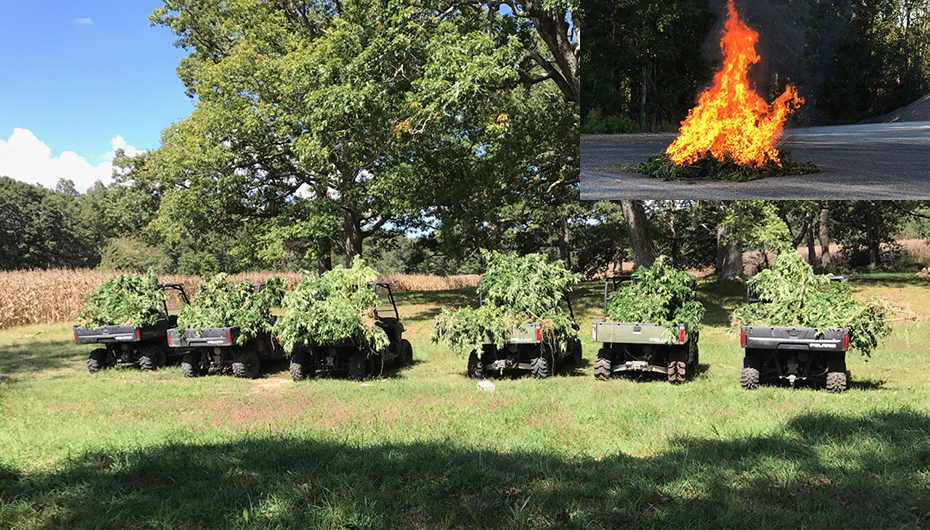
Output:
(1, 276), (930, 529)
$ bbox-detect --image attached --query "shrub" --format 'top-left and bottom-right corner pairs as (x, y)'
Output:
(77, 269), (167, 327)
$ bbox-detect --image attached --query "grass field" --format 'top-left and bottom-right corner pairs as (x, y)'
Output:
(1, 275), (929, 529)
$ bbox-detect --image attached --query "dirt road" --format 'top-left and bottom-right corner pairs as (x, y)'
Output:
(580, 121), (930, 199)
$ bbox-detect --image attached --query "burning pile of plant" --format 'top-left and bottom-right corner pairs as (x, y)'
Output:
(78, 269), (167, 328)
(273, 259), (389, 354)
(431, 250), (580, 356)
(731, 252), (892, 355)
(177, 274), (287, 344)
(606, 256), (705, 340)
(625, 0), (820, 181)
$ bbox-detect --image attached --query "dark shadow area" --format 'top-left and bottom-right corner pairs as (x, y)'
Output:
(846, 273), (930, 289)
(3, 409), (930, 529)
(849, 377), (886, 391)
(0, 339), (85, 380)
(697, 280), (747, 328)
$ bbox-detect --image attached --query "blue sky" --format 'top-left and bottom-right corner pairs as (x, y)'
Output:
(0, 1), (194, 189)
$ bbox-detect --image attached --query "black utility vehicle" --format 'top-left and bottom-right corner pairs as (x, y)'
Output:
(739, 276), (850, 392)
(167, 283), (286, 379)
(75, 283), (190, 372)
(288, 282), (413, 381)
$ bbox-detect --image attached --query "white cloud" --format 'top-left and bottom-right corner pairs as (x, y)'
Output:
(0, 128), (141, 191)
(73, 18), (93, 25)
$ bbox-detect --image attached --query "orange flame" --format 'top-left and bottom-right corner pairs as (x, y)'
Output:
(665, 0), (803, 167)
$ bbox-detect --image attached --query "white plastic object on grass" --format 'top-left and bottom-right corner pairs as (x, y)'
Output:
(477, 380), (495, 392)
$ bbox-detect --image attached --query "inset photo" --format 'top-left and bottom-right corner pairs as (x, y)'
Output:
(581, 0), (930, 199)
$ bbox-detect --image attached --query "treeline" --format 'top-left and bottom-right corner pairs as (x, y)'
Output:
(3, 177), (928, 278)
(581, 0), (930, 133)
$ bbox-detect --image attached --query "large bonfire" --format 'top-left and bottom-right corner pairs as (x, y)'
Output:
(627, 0), (820, 180)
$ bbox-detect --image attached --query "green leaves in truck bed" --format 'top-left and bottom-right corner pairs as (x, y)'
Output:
(273, 259), (389, 354)
(606, 255), (705, 340)
(431, 250), (580, 357)
(77, 269), (167, 328)
(177, 274), (286, 344)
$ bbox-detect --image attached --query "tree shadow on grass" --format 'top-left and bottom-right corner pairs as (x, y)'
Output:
(0, 339), (85, 381)
(697, 280), (747, 328)
(4, 409), (929, 529)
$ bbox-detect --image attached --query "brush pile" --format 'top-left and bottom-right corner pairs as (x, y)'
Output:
(177, 274), (286, 344)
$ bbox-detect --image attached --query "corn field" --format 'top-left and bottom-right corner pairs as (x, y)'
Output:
(0, 269), (479, 329)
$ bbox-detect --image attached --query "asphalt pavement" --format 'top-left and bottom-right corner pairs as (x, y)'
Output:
(580, 121), (930, 200)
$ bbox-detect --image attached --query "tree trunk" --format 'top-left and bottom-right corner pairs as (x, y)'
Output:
(806, 212), (819, 268)
(819, 206), (832, 268)
(557, 215), (571, 270)
(866, 211), (881, 268)
(620, 200), (656, 269)
(317, 255), (333, 275)
(344, 204), (363, 267)
(716, 225), (743, 281)
(668, 210), (679, 268)
(639, 63), (648, 131)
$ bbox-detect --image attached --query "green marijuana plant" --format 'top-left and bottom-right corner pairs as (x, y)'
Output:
(606, 255), (705, 340)
(431, 250), (580, 356)
(78, 269), (168, 328)
(177, 274), (286, 345)
(273, 259), (389, 354)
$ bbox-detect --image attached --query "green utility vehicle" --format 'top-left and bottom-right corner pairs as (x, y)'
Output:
(467, 296), (583, 379)
(288, 282), (413, 381)
(75, 283), (191, 372)
(593, 275), (699, 383)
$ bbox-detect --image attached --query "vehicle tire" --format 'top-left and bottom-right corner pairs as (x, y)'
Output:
(593, 350), (612, 381)
(667, 360), (686, 384)
(139, 345), (165, 371)
(348, 351), (368, 380)
(467, 351), (484, 379)
(289, 350), (312, 381)
(740, 366), (760, 389)
(397, 339), (413, 367)
(531, 352), (551, 379)
(87, 348), (108, 373)
(180, 351), (206, 378)
(826, 371), (848, 393)
(232, 350), (260, 379)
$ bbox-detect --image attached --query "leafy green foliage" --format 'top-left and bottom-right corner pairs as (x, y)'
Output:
(177, 274), (286, 344)
(273, 259), (388, 354)
(606, 255), (705, 339)
(431, 250), (580, 356)
(77, 269), (167, 328)
(731, 252), (892, 355)
(622, 151), (821, 182)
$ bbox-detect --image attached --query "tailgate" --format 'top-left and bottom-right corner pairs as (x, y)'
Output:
(482, 322), (542, 345)
(591, 321), (687, 345)
(74, 324), (159, 344)
(741, 326), (849, 351)
(168, 327), (239, 348)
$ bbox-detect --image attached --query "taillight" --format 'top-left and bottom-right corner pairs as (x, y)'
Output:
(535, 327), (541, 341)
(679, 327), (686, 343)
(73, 330), (77, 343)
(591, 324), (596, 341)
(135, 328), (141, 340)
(740, 330), (746, 347)
(843, 333), (849, 350)
(227, 330), (233, 344)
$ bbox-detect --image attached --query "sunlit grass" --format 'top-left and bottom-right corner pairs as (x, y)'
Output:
(1, 277), (929, 528)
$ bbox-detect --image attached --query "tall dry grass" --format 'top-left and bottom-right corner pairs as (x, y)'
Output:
(0, 269), (480, 329)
